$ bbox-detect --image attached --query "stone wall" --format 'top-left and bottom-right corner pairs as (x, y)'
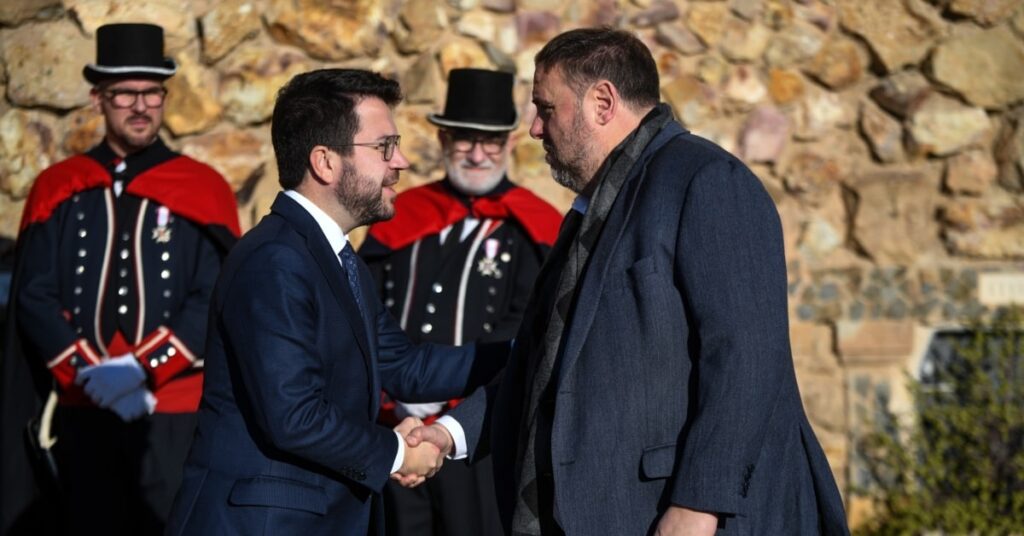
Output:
(2, 0), (1023, 527)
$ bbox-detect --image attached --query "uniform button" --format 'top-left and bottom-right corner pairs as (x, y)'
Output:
(73, 194), (80, 203)
(118, 286), (128, 296)
(483, 323), (493, 333)
(74, 286), (83, 295)
(120, 249), (130, 260)
(78, 249), (87, 258)
(78, 229), (87, 238)
(500, 252), (511, 262)
(73, 306), (81, 315)
(161, 270), (171, 279)
(488, 287), (496, 296)
(75, 327), (83, 334)
(486, 305), (495, 314)
(384, 298), (395, 307)
(76, 212), (85, 221)
(163, 290), (172, 298)
(421, 323), (433, 334)
(167, 347), (177, 357)
(385, 280), (394, 290)
(119, 268), (129, 278)
(70, 356), (79, 366)
(118, 305), (128, 314)
(121, 232), (130, 242)
(384, 263), (392, 271)
(150, 358), (159, 368)
(163, 311), (171, 319)
(426, 303), (436, 314)
(76, 265), (85, 275)
(432, 283), (443, 294)
(159, 354), (168, 364)
(161, 251), (170, 261)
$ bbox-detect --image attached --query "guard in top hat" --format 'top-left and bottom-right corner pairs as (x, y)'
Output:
(359, 68), (561, 536)
(1, 22), (239, 536)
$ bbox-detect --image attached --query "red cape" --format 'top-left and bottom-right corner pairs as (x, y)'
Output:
(369, 181), (561, 250)
(20, 154), (240, 238)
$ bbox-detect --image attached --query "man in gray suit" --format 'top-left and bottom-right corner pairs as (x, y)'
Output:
(402, 28), (850, 535)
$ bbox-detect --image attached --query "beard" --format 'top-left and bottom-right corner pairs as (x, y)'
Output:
(545, 111), (596, 194)
(444, 156), (506, 196)
(334, 161), (396, 227)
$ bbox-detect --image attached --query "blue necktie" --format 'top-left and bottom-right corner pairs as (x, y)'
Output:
(339, 242), (368, 322)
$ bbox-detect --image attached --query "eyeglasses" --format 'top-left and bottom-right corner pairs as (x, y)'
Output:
(103, 87), (168, 109)
(334, 135), (401, 162)
(445, 132), (508, 155)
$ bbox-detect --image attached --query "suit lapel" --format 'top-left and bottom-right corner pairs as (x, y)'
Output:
(271, 194), (373, 362)
(556, 125), (685, 384)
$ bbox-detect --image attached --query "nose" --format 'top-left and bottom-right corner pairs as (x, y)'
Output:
(390, 146), (411, 170)
(466, 142), (488, 164)
(529, 115), (544, 140)
(132, 93), (148, 113)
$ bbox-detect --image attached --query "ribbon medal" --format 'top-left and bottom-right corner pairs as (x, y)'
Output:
(477, 238), (503, 279)
(152, 206), (173, 243)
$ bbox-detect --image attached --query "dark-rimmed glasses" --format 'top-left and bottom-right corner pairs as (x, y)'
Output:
(444, 131), (508, 155)
(103, 87), (168, 109)
(334, 135), (401, 162)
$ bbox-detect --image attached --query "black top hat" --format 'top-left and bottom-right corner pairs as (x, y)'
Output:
(428, 69), (519, 132)
(83, 23), (177, 85)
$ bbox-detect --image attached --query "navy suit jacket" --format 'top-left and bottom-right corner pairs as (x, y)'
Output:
(450, 121), (850, 535)
(167, 193), (504, 536)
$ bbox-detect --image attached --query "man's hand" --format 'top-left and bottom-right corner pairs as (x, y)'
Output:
(76, 353), (146, 407)
(405, 423), (454, 456)
(654, 506), (719, 536)
(394, 416), (424, 438)
(392, 439), (442, 488)
(109, 387), (157, 422)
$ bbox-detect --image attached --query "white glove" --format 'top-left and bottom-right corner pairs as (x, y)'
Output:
(394, 401), (446, 420)
(76, 353), (146, 408)
(109, 387), (157, 422)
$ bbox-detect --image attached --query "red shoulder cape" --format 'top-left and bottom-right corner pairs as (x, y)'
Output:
(20, 154), (240, 238)
(368, 181), (561, 250)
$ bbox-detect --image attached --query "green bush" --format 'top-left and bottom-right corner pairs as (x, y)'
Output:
(856, 308), (1024, 535)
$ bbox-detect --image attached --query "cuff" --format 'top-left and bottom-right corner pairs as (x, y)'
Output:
(133, 326), (198, 389)
(46, 339), (101, 389)
(434, 415), (467, 460)
(390, 430), (405, 474)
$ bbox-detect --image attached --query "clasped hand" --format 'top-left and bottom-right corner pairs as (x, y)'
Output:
(390, 418), (454, 488)
(75, 353), (156, 422)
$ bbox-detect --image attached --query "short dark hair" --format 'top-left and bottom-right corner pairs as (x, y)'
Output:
(535, 27), (660, 110)
(271, 69), (402, 189)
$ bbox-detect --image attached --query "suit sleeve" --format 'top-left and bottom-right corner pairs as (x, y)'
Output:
(670, 159), (792, 515)
(15, 213), (101, 390)
(220, 243), (399, 491)
(374, 290), (508, 404)
(133, 223), (223, 388)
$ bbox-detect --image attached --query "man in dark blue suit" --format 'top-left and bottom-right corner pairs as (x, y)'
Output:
(405, 28), (850, 535)
(166, 69), (505, 536)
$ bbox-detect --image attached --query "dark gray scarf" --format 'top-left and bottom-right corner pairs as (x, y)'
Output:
(512, 103), (674, 535)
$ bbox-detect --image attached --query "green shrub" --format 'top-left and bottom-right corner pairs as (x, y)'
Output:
(856, 308), (1024, 535)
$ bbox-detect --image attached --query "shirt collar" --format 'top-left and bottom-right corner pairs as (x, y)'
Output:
(571, 194), (590, 215)
(284, 190), (349, 254)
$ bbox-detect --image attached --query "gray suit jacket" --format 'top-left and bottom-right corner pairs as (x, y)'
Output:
(450, 121), (849, 535)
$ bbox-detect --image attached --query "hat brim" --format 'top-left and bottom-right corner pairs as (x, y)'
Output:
(427, 113), (519, 132)
(83, 59), (177, 85)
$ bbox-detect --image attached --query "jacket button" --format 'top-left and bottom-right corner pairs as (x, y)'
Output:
(421, 323), (433, 334)
(432, 283), (443, 294)
(425, 303), (436, 314)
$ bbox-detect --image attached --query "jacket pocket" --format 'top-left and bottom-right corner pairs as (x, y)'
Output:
(228, 475), (328, 515)
(640, 443), (677, 480)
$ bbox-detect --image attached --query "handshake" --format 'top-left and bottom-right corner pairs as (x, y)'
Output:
(391, 417), (455, 488)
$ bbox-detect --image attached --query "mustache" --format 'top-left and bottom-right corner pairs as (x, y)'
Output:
(382, 171), (399, 187)
(127, 114), (152, 123)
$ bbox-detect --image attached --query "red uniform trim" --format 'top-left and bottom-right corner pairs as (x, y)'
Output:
(19, 154), (241, 238)
(368, 182), (561, 251)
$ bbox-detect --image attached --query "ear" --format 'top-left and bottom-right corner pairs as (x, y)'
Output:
(589, 80), (619, 126)
(89, 87), (103, 114)
(308, 145), (338, 185)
